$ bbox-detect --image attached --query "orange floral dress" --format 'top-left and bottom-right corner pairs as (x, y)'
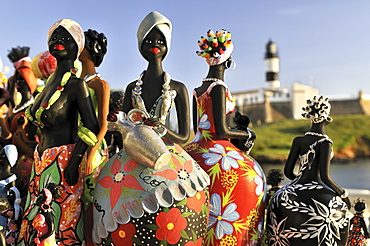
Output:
(183, 81), (266, 246)
(32, 214), (57, 246)
(17, 144), (85, 246)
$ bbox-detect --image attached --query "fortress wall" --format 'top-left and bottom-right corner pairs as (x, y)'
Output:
(330, 100), (364, 115)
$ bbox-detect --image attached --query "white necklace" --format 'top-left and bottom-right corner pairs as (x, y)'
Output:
(84, 73), (101, 83)
(13, 96), (34, 114)
(133, 71), (172, 124)
(305, 131), (328, 138)
(202, 78), (224, 83)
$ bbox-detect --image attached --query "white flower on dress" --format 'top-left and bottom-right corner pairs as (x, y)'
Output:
(192, 114), (211, 142)
(202, 144), (244, 171)
(254, 164), (264, 196)
(208, 193), (240, 239)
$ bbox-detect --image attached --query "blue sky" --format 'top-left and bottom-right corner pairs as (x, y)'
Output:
(1, 0), (370, 98)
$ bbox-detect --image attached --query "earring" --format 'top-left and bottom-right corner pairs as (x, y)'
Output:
(226, 58), (237, 70)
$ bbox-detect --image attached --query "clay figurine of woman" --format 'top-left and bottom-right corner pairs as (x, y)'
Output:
(30, 183), (62, 246)
(0, 195), (9, 246)
(78, 28), (109, 246)
(3, 187), (22, 246)
(0, 144), (17, 235)
(104, 91), (124, 158)
(92, 11), (209, 246)
(7, 46), (38, 135)
(348, 198), (369, 246)
(79, 28), (109, 200)
(267, 96), (350, 246)
(183, 29), (266, 246)
(18, 19), (99, 246)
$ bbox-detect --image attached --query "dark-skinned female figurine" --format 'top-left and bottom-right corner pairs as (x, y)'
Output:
(92, 11), (209, 246)
(6, 46), (38, 136)
(78, 28), (109, 246)
(2, 187), (22, 246)
(0, 144), (17, 236)
(18, 19), (99, 246)
(267, 96), (350, 246)
(183, 29), (266, 246)
(347, 198), (369, 246)
(29, 183), (62, 246)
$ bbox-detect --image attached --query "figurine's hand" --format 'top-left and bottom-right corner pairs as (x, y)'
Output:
(107, 111), (119, 122)
(64, 161), (79, 186)
(343, 197), (351, 209)
(143, 117), (161, 127)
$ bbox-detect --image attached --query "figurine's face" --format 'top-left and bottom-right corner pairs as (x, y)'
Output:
(0, 149), (10, 179)
(15, 73), (30, 94)
(6, 190), (15, 204)
(48, 26), (78, 61)
(141, 28), (167, 61)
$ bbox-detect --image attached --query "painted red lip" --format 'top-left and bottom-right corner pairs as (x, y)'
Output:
(149, 48), (160, 54)
(54, 45), (65, 50)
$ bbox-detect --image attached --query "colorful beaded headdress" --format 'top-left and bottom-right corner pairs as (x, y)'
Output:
(196, 29), (233, 66)
(302, 96), (333, 123)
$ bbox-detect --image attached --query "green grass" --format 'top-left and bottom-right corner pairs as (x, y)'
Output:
(249, 115), (370, 163)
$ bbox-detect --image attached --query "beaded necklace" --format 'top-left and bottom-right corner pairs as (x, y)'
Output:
(305, 131), (328, 138)
(132, 71), (172, 124)
(202, 77), (223, 83)
(25, 68), (77, 128)
(13, 96), (34, 114)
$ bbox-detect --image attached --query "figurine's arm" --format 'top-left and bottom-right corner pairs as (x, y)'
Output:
(121, 82), (136, 113)
(12, 130), (36, 157)
(65, 78), (99, 186)
(86, 78), (110, 170)
(192, 96), (198, 135)
(33, 212), (54, 245)
(319, 141), (350, 207)
(211, 85), (252, 139)
(284, 137), (301, 180)
(360, 217), (370, 238)
(161, 81), (190, 145)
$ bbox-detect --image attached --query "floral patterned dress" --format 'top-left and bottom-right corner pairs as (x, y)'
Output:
(2, 207), (21, 246)
(17, 144), (86, 246)
(92, 88), (210, 245)
(183, 81), (266, 246)
(348, 214), (368, 246)
(267, 137), (349, 246)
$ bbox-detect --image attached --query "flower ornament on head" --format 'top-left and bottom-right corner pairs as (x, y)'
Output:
(84, 29), (108, 67)
(42, 188), (53, 206)
(137, 11), (172, 61)
(302, 95), (333, 124)
(196, 29), (234, 66)
(47, 19), (85, 57)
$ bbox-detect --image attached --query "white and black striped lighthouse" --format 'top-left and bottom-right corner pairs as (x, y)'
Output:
(264, 39), (280, 90)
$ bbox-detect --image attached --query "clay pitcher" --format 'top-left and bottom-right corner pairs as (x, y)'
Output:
(108, 109), (171, 170)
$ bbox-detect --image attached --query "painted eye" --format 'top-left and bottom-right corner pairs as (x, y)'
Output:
(157, 40), (164, 44)
(145, 39), (152, 44)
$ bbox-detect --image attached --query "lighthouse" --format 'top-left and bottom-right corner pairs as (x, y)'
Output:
(264, 39), (280, 90)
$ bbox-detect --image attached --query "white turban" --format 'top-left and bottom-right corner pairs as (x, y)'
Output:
(4, 144), (17, 167)
(47, 19), (85, 57)
(137, 11), (172, 60)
